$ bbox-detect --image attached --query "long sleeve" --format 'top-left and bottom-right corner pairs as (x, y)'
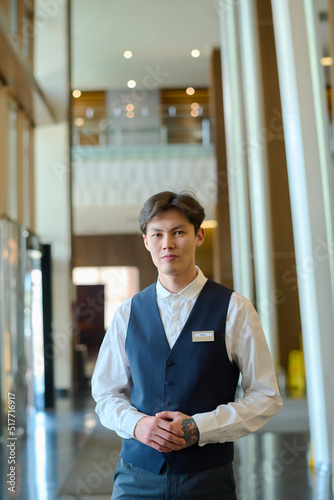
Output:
(192, 292), (283, 446)
(91, 299), (146, 438)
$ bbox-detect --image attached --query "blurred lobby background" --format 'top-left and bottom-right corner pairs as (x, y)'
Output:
(0, 0), (334, 499)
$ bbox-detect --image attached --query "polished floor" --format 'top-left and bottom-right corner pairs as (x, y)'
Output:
(1, 394), (333, 500)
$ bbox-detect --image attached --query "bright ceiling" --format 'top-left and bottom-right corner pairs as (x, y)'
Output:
(71, 0), (222, 91)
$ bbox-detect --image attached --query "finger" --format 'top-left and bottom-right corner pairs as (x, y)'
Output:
(150, 442), (179, 453)
(156, 418), (185, 439)
(155, 411), (176, 420)
(155, 424), (185, 444)
(149, 432), (184, 451)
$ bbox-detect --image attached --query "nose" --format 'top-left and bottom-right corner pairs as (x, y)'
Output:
(162, 234), (175, 249)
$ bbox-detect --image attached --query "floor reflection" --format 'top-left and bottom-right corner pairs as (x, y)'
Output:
(0, 396), (333, 500)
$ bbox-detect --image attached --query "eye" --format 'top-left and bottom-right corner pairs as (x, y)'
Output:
(175, 230), (184, 235)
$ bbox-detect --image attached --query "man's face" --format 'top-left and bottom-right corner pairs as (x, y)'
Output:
(143, 208), (204, 282)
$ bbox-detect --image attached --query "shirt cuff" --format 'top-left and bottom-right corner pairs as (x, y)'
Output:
(192, 411), (223, 446)
(121, 409), (147, 438)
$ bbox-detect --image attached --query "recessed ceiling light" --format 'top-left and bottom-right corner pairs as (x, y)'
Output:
(127, 80), (136, 88)
(75, 117), (84, 126)
(124, 50), (133, 59)
(201, 220), (217, 229)
(191, 109), (199, 117)
(127, 111), (134, 118)
(320, 56), (333, 66)
(191, 102), (199, 110)
(126, 104), (134, 111)
(191, 49), (200, 58)
(186, 87), (195, 96)
(72, 89), (81, 98)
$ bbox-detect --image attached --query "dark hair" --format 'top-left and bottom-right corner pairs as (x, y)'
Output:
(139, 191), (205, 235)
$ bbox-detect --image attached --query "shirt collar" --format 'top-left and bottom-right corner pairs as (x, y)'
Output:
(156, 267), (207, 300)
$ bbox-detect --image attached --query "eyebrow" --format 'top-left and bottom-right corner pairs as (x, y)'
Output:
(148, 224), (186, 233)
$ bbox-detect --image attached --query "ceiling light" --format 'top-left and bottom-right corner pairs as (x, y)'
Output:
(191, 109), (199, 117)
(127, 111), (134, 118)
(186, 87), (195, 96)
(141, 107), (149, 117)
(201, 220), (218, 229)
(75, 117), (84, 126)
(72, 89), (81, 98)
(126, 104), (134, 111)
(127, 80), (136, 88)
(124, 50), (133, 59)
(191, 49), (200, 58)
(320, 56), (333, 66)
(191, 102), (199, 110)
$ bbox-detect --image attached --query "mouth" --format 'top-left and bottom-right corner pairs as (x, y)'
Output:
(162, 254), (178, 262)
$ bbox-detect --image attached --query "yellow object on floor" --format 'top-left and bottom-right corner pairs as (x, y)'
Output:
(288, 349), (306, 398)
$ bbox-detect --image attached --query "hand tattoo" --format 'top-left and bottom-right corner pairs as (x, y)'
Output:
(181, 418), (199, 447)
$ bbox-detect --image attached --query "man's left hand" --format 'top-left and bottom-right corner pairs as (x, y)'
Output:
(155, 411), (199, 448)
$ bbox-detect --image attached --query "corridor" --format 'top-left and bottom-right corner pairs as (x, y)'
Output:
(1, 394), (333, 500)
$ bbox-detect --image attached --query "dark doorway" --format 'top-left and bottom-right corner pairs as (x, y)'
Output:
(74, 284), (106, 390)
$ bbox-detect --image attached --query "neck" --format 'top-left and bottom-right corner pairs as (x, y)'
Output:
(159, 268), (198, 294)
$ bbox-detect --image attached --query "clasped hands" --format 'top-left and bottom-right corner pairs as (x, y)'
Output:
(134, 411), (199, 453)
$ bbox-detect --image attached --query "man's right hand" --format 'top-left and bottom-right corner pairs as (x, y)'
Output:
(134, 416), (186, 453)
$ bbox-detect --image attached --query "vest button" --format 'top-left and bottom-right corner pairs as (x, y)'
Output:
(166, 361), (174, 367)
(165, 380), (172, 386)
(163, 401), (170, 407)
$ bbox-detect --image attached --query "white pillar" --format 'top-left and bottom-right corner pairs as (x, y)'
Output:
(34, 0), (72, 394)
(218, 3), (253, 300)
(34, 124), (72, 392)
(238, 0), (279, 363)
(271, 0), (334, 471)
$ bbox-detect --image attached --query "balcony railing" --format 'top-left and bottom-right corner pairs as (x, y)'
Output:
(72, 104), (211, 147)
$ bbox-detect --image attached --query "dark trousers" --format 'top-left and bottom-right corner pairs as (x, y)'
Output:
(111, 458), (237, 499)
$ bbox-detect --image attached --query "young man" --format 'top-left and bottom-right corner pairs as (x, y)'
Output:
(92, 191), (282, 499)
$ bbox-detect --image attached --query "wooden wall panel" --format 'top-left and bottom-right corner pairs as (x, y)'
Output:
(73, 230), (214, 291)
(209, 48), (233, 289)
(73, 234), (157, 291)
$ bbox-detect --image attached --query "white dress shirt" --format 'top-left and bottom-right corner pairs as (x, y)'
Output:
(92, 268), (283, 446)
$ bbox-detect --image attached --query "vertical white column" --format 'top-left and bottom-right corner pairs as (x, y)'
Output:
(34, 1), (72, 394)
(218, 3), (253, 300)
(238, 0), (279, 363)
(271, 0), (334, 471)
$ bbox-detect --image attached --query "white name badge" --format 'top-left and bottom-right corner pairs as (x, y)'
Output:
(192, 330), (215, 342)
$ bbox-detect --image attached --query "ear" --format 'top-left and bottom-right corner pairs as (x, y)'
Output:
(143, 234), (150, 251)
(196, 227), (205, 247)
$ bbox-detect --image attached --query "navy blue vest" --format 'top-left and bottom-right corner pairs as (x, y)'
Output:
(120, 279), (239, 474)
